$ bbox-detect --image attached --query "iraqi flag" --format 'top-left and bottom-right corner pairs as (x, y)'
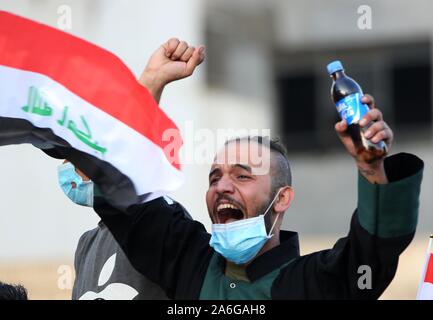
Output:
(417, 235), (433, 300)
(0, 11), (183, 209)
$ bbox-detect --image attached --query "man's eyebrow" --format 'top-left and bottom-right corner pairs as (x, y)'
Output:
(209, 164), (252, 178)
(231, 164), (252, 173)
(209, 167), (221, 178)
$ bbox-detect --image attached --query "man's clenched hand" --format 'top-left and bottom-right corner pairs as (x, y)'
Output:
(139, 38), (205, 103)
(334, 94), (393, 184)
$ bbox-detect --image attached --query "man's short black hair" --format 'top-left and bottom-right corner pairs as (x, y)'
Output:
(224, 136), (292, 195)
(0, 282), (28, 300)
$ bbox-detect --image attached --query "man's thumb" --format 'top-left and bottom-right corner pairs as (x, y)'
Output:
(334, 119), (347, 134)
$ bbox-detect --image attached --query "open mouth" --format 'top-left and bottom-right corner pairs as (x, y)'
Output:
(215, 202), (244, 224)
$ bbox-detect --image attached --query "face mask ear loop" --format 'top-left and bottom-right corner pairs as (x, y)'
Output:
(262, 188), (282, 237)
(268, 212), (280, 238)
(263, 188), (282, 218)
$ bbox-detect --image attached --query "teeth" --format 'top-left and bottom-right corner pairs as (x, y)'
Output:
(217, 203), (239, 212)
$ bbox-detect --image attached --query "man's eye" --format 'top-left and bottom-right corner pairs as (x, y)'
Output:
(238, 175), (251, 180)
(210, 177), (219, 185)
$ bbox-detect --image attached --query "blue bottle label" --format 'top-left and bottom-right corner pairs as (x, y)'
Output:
(335, 93), (369, 125)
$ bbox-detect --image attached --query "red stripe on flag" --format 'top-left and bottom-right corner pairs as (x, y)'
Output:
(424, 254), (433, 284)
(0, 11), (181, 169)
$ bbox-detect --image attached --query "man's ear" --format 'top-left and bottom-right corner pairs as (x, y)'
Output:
(273, 186), (295, 213)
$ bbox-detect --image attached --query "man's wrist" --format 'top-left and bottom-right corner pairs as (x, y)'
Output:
(139, 70), (166, 102)
(356, 160), (388, 184)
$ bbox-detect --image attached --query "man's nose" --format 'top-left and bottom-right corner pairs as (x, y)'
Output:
(215, 175), (235, 194)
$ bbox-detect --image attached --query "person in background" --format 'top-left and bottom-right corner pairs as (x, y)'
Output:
(0, 282), (28, 300)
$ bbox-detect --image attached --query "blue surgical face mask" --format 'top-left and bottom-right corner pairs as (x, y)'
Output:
(58, 162), (94, 207)
(209, 189), (282, 265)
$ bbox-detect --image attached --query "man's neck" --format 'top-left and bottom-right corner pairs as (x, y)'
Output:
(224, 231), (281, 280)
(225, 260), (250, 282)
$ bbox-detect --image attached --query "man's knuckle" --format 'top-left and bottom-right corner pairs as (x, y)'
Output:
(169, 38), (179, 45)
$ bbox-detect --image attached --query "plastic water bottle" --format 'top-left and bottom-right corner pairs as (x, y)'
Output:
(327, 60), (387, 163)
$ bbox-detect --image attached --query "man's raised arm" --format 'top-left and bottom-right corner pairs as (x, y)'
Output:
(272, 95), (424, 299)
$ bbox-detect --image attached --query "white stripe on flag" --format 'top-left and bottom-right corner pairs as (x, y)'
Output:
(418, 282), (433, 300)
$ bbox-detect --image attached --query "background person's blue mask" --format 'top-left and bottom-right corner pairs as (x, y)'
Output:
(58, 162), (94, 207)
(209, 189), (281, 265)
